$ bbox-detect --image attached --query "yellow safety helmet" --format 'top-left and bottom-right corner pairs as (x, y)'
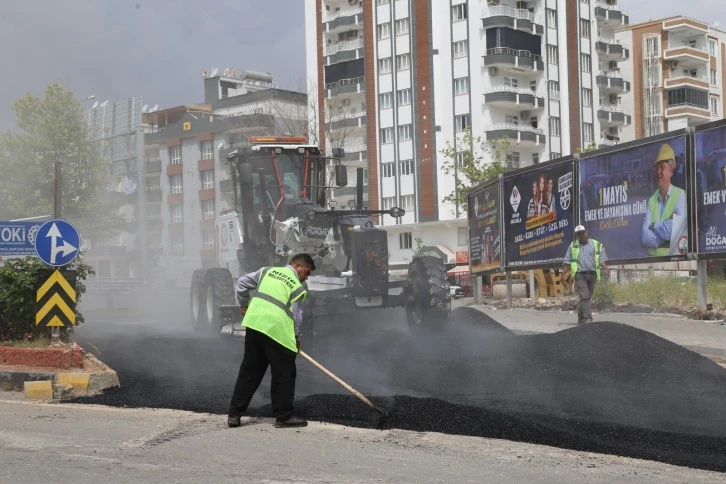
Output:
(653, 144), (675, 168)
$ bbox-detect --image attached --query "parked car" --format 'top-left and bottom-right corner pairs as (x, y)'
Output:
(450, 285), (464, 299)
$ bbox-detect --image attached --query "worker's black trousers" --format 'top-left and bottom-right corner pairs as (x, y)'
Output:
(228, 328), (297, 421)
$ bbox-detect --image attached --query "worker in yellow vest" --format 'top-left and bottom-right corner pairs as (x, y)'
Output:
(641, 143), (687, 256)
(564, 225), (609, 324)
(228, 253), (316, 429)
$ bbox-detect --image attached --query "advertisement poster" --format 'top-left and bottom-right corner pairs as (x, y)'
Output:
(579, 135), (688, 261)
(503, 160), (574, 267)
(468, 182), (501, 274)
(695, 124), (726, 254)
(0, 221), (44, 258)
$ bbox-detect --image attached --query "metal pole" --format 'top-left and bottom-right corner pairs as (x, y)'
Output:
(529, 269), (536, 302)
(52, 161), (62, 345)
(473, 275), (482, 305)
(505, 270), (513, 309)
(696, 259), (707, 311)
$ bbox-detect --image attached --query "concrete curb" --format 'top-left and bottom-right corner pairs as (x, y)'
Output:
(0, 353), (119, 400)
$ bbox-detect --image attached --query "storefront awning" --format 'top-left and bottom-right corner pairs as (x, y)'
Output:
(447, 265), (470, 276)
(419, 245), (456, 265)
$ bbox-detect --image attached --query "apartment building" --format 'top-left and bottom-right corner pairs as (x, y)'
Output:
(137, 72), (307, 286)
(306, 0), (632, 265)
(616, 16), (726, 141)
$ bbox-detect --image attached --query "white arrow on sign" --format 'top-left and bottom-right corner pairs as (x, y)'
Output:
(46, 223), (77, 264)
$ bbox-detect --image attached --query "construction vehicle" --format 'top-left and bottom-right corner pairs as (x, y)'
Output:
(189, 136), (450, 344)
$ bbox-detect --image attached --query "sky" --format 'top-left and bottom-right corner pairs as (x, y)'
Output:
(0, 0), (725, 131)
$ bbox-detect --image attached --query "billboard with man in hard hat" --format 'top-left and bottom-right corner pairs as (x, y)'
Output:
(578, 133), (688, 262)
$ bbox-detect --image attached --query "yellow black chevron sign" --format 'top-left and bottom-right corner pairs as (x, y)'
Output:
(35, 270), (77, 327)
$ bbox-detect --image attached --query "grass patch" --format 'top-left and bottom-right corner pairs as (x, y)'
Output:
(605, 277), (726, 312)
(0, 337), (53, 348)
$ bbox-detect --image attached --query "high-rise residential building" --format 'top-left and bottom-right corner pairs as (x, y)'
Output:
(615, 16), (726, 142)
(305, 0), (632, 265)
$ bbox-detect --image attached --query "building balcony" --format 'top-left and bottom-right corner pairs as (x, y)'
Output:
(198, 158), (215, 171)
(485, 123), (546, 146)
(327, 112), (367, 131)
(665, 103), (711, 121)
(145, 187), (163, 202)
(339, 137), (367, 154)
(146, 158), (161, 173)
(481, 6), (543, 36)
(594, 2), (629, 27)
(662, 17), (709, 35)
(663, 44), (709, 66)
(220, 178), (235, 193)
(595, 40), (629, 62)
(483, 48), (544, 75)
(483, 85), (545, 110)
(325, 38), (364, 56)
(324, 6), (363, 31)
(664, 73), (710, 90)
(597, 106), (632, 126)
(326, 77), (365, 98)
(596, 72), (631, 93)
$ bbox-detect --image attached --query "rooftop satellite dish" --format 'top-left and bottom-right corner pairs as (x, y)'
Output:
(142, 104), (148, 113)
(211, 67), (219, 77)
(151, 104), (159, 112)
(91, 101), (99, 109)
(714, 21), (721, 28)
(223, 68), (229, 76)
(100, 100), (109, 107)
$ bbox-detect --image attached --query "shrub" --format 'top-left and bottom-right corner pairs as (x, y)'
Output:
(0, 256), (93, 342)
(593, 281), (616, 311)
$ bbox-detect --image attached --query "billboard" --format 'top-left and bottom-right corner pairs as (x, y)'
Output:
(695, 123), (726, 255)
(0, 221), (44, 258)
(579, 134), (688, 261)
(468, 181), (502, 274)
(503, 159), (574, 267)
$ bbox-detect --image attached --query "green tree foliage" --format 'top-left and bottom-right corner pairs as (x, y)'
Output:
(575, 142), (599, 154)
(0, 84), (117, 240)
(440, 130), (510, 214)
(0, 256), (93, 341)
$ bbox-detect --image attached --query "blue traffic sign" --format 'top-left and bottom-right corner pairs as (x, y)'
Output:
(35, 219), (81, 267)
(0, 221), (44, 257)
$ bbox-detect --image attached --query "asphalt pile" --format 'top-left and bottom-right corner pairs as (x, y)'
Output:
(72, 307), (726, 472)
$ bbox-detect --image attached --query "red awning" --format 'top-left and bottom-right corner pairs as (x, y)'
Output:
(447, 265), (470, 276)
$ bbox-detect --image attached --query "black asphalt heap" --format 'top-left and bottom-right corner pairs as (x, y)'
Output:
(71, 307), (726, 472)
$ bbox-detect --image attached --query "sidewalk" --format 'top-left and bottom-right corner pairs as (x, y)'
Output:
(470, 305), (726, 361)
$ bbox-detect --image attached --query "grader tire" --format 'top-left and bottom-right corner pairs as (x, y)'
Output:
(405, 256), (451, 333)
(201, 268), (236, 335)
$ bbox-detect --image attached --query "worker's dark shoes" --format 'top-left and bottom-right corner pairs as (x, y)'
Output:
(274, 416), (308, 428)
(228, 416), (242, 428)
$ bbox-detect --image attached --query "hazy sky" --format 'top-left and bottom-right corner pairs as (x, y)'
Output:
(0, 0), (724, 130)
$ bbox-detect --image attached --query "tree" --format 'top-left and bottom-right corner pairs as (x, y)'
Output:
(575, 142), (599, 154)
(0, 84), (116, 240)
(440, 130), (510, 215)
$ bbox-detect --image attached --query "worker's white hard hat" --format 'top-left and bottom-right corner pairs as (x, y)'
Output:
(574, 225), (587, 233)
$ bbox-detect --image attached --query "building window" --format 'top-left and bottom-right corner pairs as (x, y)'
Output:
(546, 8), (557, 28)
(548, 81), (560, 101)
(547, 45), (558, 65)
(400, 195), (415, 212)
(201, 199), (215, 220)
(506, 152), (520, 169)
(532, 153), (540, 164)
(453, 40), (468, 59)
(171, 235), (184, 255)
(398, 124), (412, 141)
(667, 87), (708, 109)
(711, 96), (720, 116)
(710, 39), (717, 57)
(397, 88), (412, 105)
(200, 141), (214, 160)
(395, 18), (409, 35)
(382, 162), (395, 178)
(457, 226), (468, 246)
(455, 114), (471, 132)
(380, 127), (394, 143)
(711, 69), (718, 86)
(202, 230), (215, 251)
(456, 152), (467, 168)
(549, 117), (561, 137)
(169, 145), (182, 165)
(582, 88), (592, 107)
(400, 232), (413, 249)
(378, 57), (392, 74)
(504, 114), (519, 125)
(382, 196), (395, 210)
(581, 53), (591, 73)
(504, 77), (518, 88)
(396, 53), (411, 71)
(583, 123), (594, 143)
(169, 204), (183, 224)
(454, 77), (470, 95)
(200, 169), (215, 190)
(550, 152), (561, 159)
(376, 0), (390, 4)
(169, 174), (183, 194)
(399, 159), (413, 176)
(452, 3), (467, 21)
(580, 19), (590, 38)
(377, 23), (390, 39)
(379, 92), (393, 109)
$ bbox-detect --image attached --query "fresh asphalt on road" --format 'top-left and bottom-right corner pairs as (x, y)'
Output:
(71, 298), (726, 473)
